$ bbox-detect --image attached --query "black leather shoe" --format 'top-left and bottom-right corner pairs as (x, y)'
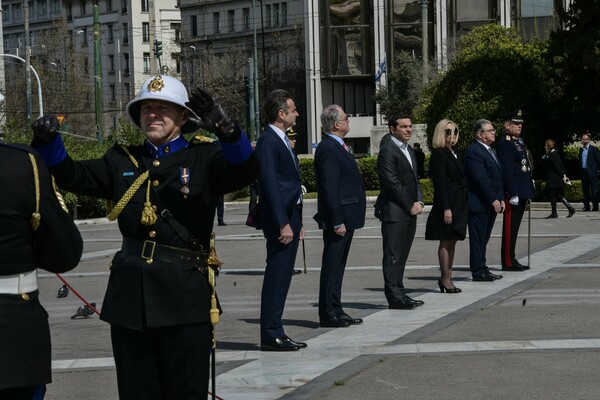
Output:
(501, 265), (524, 271)
(293, 269), (303, 275)
(514, 262), (530, 270)
(218, 220), (227, 226)
(339, 313), (363, 325)
(544, 213), (558, 219)
(320, 316), (351, 328)
(261, 338), (300, 351)
(582, 207), (591, 211)
(283, 336), (307, 348)
(567, 208), (576, 218)
(472, 271), (503, 281)
(389, 300), (417, 310)
(403, 295), (424, 307)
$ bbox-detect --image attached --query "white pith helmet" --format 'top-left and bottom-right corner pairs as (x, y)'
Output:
(125, 75), (201, 134)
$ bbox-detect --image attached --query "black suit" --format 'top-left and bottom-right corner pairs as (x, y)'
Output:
(375, 134), (422, 305)
(464, 141), (504, 275)
(313, 135), (366, 320)
(579, 145), (600, 210)
(256, 125), (303, 343)
(543, 150), (567, 214)
(0, 144), (83, 394)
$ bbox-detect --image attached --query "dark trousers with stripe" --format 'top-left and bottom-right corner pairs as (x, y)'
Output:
(501, 200), (527, 268)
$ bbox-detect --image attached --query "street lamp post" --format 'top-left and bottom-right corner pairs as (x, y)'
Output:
(0, 54), (44, 118)
(93, 3), (104, 144)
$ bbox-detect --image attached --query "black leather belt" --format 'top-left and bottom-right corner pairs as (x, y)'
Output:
(121, 238), (208, 270)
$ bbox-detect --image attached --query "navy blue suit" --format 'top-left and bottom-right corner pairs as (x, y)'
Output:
(579, 145), (600, 210)
(496, 134), (534, 268)
(313, 135), (366, 320)
(464, 141), (504, 275)
(255, 125), (302, 343)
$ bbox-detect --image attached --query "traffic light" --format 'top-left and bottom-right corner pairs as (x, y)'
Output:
(154, 39), (163, 58)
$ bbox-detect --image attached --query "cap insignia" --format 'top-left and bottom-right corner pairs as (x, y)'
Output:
(148, 76), (164, 92)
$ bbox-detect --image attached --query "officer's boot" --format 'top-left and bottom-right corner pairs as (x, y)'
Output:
(562, 198), (576, 218)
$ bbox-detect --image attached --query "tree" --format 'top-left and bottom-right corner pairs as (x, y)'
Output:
(421, 24), (550, 158)
(545, 0), (600, 140)
(373, 51), (423, 120)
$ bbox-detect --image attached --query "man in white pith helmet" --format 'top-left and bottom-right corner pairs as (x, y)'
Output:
(30, 76), (259, 399)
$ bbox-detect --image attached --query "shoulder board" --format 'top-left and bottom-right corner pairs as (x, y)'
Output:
(0, 142), (34, 154)
(505, 135), (512, 141)
(190, 134), (217, 144)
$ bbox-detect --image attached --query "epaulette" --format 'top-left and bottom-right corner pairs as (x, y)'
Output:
(505, 135), (512, 141)
(190, 134), (217, 144)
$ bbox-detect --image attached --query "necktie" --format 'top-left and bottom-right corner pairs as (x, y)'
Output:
(489, 147), (499, 165)
(343, 143), (350, 152)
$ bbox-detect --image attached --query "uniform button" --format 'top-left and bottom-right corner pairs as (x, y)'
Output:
(22, 293), (30, 301)
(152, 205), (158, 212)
(164, 146), (170, 153)
(152, 180), (159, 187)
(149, 230), (157, 238)
(153, 160), (160, 167)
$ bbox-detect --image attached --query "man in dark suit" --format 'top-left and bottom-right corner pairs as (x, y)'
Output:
(255, 90), (306, 351)
(413, 142), (426, 178)
(375, 116), (425, 310)
(497, 109), (534, 271)
(579, 133), (600, 211)
(314, 105), (366, 328)
(464, 119), (505, 281)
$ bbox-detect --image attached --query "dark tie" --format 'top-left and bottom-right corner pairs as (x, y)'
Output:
(489, 147), (499, 165)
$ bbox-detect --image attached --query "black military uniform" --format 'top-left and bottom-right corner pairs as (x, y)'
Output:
(496, 109), (535, 271)
(0, 143), (83, 398)
(32, 76), (259, 399)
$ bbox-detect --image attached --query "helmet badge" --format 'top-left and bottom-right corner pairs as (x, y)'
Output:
(148, 76), (164, 92)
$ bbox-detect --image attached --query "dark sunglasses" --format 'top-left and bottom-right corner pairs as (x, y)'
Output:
(445, 127), (459, 136)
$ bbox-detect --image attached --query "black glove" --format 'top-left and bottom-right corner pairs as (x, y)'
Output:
(186, 87), (240, 143)
(32, 115), (59, 147)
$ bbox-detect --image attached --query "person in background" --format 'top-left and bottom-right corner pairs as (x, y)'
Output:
(579, 132), (600, 211)
(425, 119), (468, 293)
(542, 139), (575, 218)
(413, 142), (426, 178)
(0, 142), (83, 399)
(216, 194), (226, 226)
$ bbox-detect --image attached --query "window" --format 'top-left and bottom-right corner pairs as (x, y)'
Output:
(143, 52), (150, 73)
(243, 8), (250, 30)
(171, 23), (181, 41)
(107, 24), (114, 42)
(142, 22), (150, 42)
(106, 0), (112, 12)
(282, 2), (287, 26)
(13, 3), (23, 20)
(213, 12), (220, 34)
(123, 53), (130, 75)
(228, 10), (235, 32)
(190, 15), (198, 37)
(266, 5), (271, 27)
(81, 28), (88, 46)
(121, 0), (127, 13)
(80, 0), (86, 16)
(3, 8), (9, 21)
(51, 0), (60, 13)
(66, 2), (72, 21)
(122, 23), (129, 44)
(273, 4), (279, 26)
(37, 0), (47, 16)
(124, 82), (132, 101)
(108, 55), (115, 72)
(141, 0), (148, 12)
(110, 84), (116, 101)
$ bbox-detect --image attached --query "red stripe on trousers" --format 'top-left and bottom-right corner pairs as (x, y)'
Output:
(503, 201), (513, 267)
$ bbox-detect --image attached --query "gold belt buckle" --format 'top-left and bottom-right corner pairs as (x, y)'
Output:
(141, 240), (156, 264)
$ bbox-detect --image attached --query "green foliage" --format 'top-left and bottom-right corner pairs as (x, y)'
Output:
(373, 51), (423, 119)
(563, 146), (580, 160)
(536, 180), (583, 202)
(299, 158), (317, 193)
(546, 0), (600, 139)
(422, 24), (551, 162)
(356, 157), (379, 190)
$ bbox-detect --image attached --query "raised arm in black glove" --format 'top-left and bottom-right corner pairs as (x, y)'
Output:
(31, 115), (59, 147)
(186, 87), (241, 143)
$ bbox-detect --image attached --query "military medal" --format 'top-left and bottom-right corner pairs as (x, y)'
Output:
(180, 167), (190, 197)
(521, 158), (528, 172)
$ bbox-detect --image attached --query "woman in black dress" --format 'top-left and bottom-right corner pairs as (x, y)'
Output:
(542, 139), (576, 218)
(425, 119), (468, 293)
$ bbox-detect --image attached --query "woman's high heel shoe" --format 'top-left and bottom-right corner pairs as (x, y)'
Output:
(438, 280), (462, 293)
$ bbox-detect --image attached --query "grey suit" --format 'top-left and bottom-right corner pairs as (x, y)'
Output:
(375, 134), (423, 305)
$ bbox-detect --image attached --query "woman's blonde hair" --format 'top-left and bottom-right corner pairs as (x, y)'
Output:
(431, 119), (459, 149)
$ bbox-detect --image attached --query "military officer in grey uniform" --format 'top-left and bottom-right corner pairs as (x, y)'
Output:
(0, 143), (83, 399)
(496, 109), (534, 271)
(31, 75), (259, 399)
